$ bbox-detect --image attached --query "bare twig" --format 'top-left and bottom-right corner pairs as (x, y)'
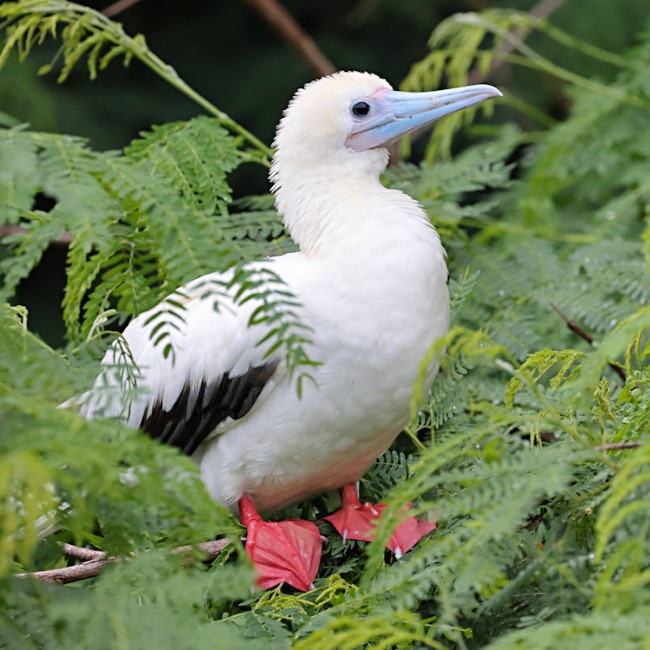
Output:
(346, 0), (380, 28)
(102, 0), (144, 18)
(0, 224), (73, 246)
(550, 301), (594, 344)
(549, 301), (627, 383)
(242, 0), (336, 77)
(596, 442), (641, 452)
(16, 538), (231, 585)
(16, 557), (120, 584)
(526, 510), (546, 532)
(62, 543), (105, 561)
(171, 539), (231, 560)
(528, 0), (567, 24)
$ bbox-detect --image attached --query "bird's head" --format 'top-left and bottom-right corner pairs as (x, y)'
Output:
(270, 71), (501, 248)
(272, 70), (500, 176)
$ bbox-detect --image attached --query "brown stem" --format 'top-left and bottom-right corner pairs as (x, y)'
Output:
(102, 0), (144, 18)
(16, 538), (230, 585)
(596, 442), (641, 451)
(346, 0), (380, 28)
(171, 539), (231, 560)
(0, 224), (73, 246)
(549, 301), (627, 383)
(15, 557), (120, 584)
(62, 543), (105, 561)
(549, 301), (594, 344)
(242, 0), (336, 77)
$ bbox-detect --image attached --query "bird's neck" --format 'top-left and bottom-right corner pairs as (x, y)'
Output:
(273, 167), (435, 257)
(272, 148), (397, 255)
(282, 181), (385, 254)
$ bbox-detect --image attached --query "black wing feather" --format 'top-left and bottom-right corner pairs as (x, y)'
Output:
(139, 359), (279, 455)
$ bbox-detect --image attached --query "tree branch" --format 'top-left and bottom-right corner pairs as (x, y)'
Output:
(242, 0), (336, 77)
(16, 539), (231, 585)
(549, 301), (627, 383)
(102, 0), (145, 18)
(596, 442), (641, 452)
(171, 539), (231, 561)
(0, 224), (73, 246)
(61, 543), (105, 561)
(549, 301), (594, 344)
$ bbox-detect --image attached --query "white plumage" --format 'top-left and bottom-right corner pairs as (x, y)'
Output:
(82, 72), (500, 516)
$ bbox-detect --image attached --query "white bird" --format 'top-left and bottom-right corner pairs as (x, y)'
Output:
(82, 72), (501, 590)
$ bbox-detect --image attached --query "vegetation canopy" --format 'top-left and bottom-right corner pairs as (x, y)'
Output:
(1, 2), (649, 648)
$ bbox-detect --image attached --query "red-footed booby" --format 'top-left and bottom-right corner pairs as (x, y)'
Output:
(82, 72), (501, 591)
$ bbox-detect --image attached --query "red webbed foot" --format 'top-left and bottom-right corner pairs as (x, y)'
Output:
(324, 483), (385, 542)
(239, 495), (322, 592)
(324, 483), (435, 557)
(384, 512), (436, 558)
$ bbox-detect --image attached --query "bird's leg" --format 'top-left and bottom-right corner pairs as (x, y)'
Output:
(324, 483), (435, 558)
(238, 494), (322, 592)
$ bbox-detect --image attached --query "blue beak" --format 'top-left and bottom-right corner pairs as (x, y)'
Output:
(346, 84), (502, 151)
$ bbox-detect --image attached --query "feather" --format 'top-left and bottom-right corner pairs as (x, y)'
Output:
(139, 360), (279, 455)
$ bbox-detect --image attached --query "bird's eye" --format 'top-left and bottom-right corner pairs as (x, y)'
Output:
(351, 101), (371, 118)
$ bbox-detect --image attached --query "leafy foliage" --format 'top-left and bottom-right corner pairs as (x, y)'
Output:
(1, 2), (650, 648)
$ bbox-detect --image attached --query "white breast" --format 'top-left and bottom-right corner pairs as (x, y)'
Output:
(197, 191), (449, 513)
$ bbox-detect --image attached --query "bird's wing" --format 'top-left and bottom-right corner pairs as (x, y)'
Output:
(138, 357), (279, 455)
(82, 268), (287, 455)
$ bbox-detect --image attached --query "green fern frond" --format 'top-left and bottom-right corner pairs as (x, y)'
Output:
(231, 265), (321, 389)
(506, 349), (585, 406)
(403, 9), (650, 160)
(594, 440), (650, 568)
(485, 606), (650, 649)
(362, 449), (413, 501)
(0, 211), (64, 301)
(0, 125), (39, 220)
(125, 117), (241, 214)
(0, 0), (270, 161)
